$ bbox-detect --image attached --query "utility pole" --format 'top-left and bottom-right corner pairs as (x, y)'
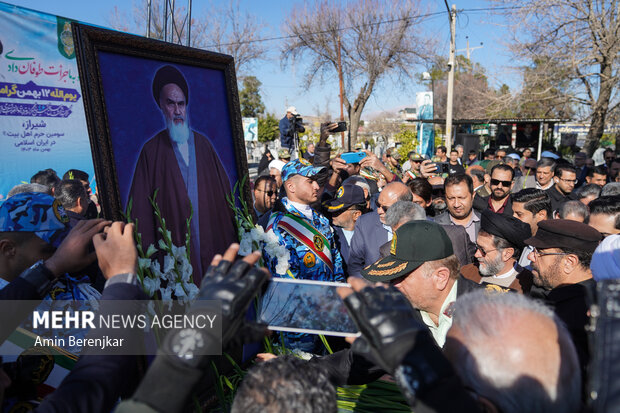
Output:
(445, 3), (456, 155)
(337, 37), (346, 149)
(186, 0), (192, 46)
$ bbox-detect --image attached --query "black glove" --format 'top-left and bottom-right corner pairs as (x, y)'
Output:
(343, 284), (456, 406)
(197, 258), (270, 348)
(131, 258), (270, 413)
(343, 284), (428, 373)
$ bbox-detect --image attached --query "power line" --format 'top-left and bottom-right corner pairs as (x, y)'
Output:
(205, 10), (446, 48)
(203, 6), (523, 49)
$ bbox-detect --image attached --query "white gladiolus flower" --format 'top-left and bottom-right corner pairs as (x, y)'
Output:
(171, 245), (187, 260)
(163, 255), (176, 275)
(178, 256), (193, 282)
(238, 232), (253, 256)
(142, 276), (160, 297)
(160, 286), (173, 309)
(174, 282), (188, 300)
(184, 282), (199, 301)
(138, 257), (152, 270)
(149, 261), (163, 279)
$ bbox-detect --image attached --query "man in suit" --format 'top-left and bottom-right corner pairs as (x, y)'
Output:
(325, 184), (368, 268)
(434, 174), (481, 243)
(546, 164), (577, 212)
(379, 201), (475, 266)
(347, 182), (412, 277)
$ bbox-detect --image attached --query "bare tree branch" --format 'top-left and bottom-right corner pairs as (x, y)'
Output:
(280, 0), (436, 147)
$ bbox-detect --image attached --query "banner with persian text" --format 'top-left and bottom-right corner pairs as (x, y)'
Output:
(0, 2), (94, 201)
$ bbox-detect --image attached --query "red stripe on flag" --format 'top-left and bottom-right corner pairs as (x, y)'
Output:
(279, 221), (333, 272)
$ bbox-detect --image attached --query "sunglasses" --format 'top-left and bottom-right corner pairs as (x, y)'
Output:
(376, 201), (390, 212)
(475, 244), (497, 257)
(257, 188), (276, 197)
(490, 178), (512, 187)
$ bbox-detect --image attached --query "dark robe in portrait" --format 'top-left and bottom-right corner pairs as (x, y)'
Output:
(129, 129), (236, 286)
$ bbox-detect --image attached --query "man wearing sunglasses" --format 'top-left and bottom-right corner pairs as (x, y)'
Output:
(348, 182), (412, 277)
(524, 219), (602, 381)
(253, 176), (277, 221)
(473, 163), (515, 216)
(546, 164), (578, 212)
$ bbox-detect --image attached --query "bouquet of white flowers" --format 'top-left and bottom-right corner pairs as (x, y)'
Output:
(124, 190), (199, 307)
(226, 177), (290, 275)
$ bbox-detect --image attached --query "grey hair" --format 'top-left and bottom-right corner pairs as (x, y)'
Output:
(576, 183), (601, 200)
(558, 200), (589, 222)
(601, 182), (620, 197)
(7, 183), (51, 198)
(384, 201), (426, 228)
(449, 291), (581, 413)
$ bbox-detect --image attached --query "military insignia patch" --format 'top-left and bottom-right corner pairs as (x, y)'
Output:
(313, 234), (324, 251)
(303, 252), (316, 267)
(299, 158), (311, 166)
(390, 232), (397, 255)
(52, 199), (69, 223)
(336, 186), (344, 198)
(484, 284), (509, 293)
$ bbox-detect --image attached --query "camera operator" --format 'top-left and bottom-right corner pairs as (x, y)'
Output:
(279, 106), (305, 158)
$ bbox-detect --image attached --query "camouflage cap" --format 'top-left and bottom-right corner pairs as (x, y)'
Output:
(278, 148), (291, 159)
(0, 192), (70, 248)
(281, 158), (326, 182)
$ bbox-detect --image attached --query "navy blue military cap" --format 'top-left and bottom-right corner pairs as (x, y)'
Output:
(326, 184), (366, 213)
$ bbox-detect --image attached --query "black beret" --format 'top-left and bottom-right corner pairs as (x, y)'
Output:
(480, 209), (532, 250)
(524, 219), (602, 253)
(152, 65), (188, 105)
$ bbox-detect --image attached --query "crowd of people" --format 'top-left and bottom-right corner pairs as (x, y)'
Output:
(0, 122), (619, 412)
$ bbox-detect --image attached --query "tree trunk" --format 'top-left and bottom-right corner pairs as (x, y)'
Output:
(584, 63), (614, 156)
(348, 107), (364, 150)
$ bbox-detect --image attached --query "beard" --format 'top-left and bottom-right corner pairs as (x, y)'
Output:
(479, 253), (505, 276)
(166, 116), (190, 145)
(531, 256), (562, 290)
(492, 188), (509, 200)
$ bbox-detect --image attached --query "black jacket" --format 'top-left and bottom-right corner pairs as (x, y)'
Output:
(545, 184), (573, 212)
(472, 194), (514, 216)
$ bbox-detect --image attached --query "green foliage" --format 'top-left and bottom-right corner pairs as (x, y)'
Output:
(257, 113), (279, 142)
(393, 125), (417, 161)
(239, 76), (265, 117)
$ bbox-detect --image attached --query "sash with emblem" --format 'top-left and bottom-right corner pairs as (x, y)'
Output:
(268, 213), (333, 272)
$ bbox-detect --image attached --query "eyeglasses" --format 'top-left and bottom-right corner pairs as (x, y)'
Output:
(475, 244), (497, 257)
(257, 188), (276, 197)
(490, 178), (512, 187)
(376, 201), (390, 212)
(532, 247), (570, 257)
(558, 177), (578, 184)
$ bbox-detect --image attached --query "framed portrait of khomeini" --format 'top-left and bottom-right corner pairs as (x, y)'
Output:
(72, 24), (250, 286)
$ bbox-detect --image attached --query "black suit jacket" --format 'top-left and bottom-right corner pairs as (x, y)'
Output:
(546, 184), (573, 212)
